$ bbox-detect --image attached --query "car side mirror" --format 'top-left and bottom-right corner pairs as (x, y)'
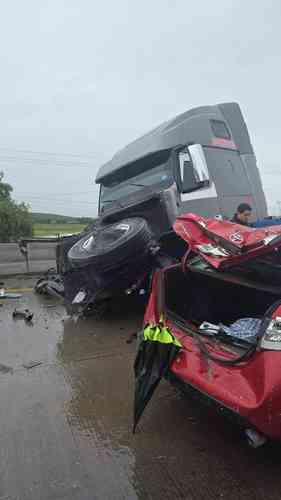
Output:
(178, 144), (210, 194)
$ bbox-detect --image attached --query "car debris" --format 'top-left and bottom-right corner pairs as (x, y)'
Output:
(12, 308), (34, 322)
(0, 283), (22, 300)
(133, 213), (281, 443)
(195, 243), (230, 257)
(34, 268), (64, 299)
(0, 293), (22, 299)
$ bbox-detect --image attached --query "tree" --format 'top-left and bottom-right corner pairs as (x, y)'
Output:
(0, 171), (12, 201)
(0, 172), (33, 242)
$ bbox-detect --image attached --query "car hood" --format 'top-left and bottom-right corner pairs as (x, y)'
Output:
(173, 213), (281, 270)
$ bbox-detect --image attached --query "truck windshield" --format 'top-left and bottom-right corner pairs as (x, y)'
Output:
(99, 151), (173, 211)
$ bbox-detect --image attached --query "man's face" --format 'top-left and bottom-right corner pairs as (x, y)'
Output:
(237, 210), (252, 224)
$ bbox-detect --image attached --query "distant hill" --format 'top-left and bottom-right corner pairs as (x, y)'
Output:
(32, 212), (95, 225)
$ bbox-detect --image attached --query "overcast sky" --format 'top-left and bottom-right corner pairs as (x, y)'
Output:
(1, 0), (281, 216)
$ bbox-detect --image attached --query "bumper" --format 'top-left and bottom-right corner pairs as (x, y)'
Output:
(169, 345), (281, 440)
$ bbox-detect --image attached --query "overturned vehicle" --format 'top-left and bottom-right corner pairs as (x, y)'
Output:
(55, 101), (269, 314)
(139, 213), (281, 443)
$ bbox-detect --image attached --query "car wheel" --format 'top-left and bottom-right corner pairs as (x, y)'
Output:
(67, 218), (154, 271)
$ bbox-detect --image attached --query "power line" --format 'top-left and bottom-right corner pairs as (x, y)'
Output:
(0, 148), (105, 169)
(17, 195), (97, 205)
(0, 156), (95, 168)
(15, 190), (96, 197)
(0, 147), (98, 159)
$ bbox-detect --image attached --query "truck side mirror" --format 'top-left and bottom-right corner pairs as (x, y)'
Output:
(182, 162), (199, 193)
(178, 144), (210, 194)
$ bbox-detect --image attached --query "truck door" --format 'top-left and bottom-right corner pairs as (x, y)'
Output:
(203, 147), (256, 219)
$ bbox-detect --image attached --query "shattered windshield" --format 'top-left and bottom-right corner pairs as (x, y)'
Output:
(99, 150), (173, 211)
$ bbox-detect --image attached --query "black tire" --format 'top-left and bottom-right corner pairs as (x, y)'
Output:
(67, 218), (154, 271)
(56, 232), (91, 274)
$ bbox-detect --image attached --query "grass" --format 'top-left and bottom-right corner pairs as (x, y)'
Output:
(33, 223), (86, 237)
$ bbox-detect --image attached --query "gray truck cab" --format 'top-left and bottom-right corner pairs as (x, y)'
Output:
(95, 102), (267, 238)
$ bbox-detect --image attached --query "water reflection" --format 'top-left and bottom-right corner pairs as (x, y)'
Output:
(56, 304), (281, 500)
(57, 303), (143, 497)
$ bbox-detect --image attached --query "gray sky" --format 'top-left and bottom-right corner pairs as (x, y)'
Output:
(1, 0), (281, 216)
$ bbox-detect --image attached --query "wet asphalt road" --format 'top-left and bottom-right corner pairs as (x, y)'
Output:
(1, 277), (281, 499)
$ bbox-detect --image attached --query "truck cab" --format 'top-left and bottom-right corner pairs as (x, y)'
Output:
(95, 102), (267, 238)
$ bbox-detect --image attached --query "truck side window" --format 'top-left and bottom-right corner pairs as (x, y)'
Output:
(210, 120), (231, 140)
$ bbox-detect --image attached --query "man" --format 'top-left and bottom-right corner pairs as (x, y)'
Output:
(231, 203), (252, 226)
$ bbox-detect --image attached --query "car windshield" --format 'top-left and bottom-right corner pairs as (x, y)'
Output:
(99, 151), (173, 211)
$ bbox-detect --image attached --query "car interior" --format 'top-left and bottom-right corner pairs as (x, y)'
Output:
(164, 261), (281, 347)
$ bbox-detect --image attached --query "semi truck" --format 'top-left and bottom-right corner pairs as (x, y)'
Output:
(53, 102), (269, 314)
(95, 102), (267, 238)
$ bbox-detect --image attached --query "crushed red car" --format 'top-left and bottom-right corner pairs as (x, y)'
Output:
(143, 213), (281, 443)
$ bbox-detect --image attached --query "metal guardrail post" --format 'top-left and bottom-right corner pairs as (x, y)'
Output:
(18, 240), (30, 273)
(18, 234), (75, 274)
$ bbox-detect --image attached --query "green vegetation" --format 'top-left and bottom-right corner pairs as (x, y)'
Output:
(0, 180), (95, 241)
(32, 212), (94, 225)
(33, 223), (86, 237)
(0, 172), (33, 242)
(32, 212), (95, 237)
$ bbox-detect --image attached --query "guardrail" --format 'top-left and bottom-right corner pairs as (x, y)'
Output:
(18, 236), (75, 273)
(1, 224), (95, 276)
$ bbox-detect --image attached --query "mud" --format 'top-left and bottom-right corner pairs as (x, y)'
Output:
(0, 278), (281, 499)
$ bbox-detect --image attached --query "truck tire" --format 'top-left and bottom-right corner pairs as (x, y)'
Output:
(67, 218), (154, 271)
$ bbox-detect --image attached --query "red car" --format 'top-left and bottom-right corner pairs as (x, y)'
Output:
(144, 213), (281, 444)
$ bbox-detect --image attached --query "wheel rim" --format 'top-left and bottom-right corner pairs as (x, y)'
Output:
(82, 222), (131, 254)
(82, 235), (95, 251)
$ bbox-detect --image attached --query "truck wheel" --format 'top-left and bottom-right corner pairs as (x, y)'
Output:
(67, 218), (153, 271)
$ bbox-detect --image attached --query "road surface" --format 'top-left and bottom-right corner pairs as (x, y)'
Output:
(0, 277), (281, 499)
